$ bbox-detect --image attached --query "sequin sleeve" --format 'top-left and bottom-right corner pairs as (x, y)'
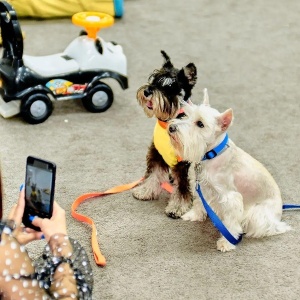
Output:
(0, 221), (93, 299)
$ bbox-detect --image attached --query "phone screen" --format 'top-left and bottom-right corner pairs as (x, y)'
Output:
(23, 156), (56, 229)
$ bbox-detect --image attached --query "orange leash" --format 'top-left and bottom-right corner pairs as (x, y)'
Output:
(74, 110), (185, 266)
(71, 178), (144, 266)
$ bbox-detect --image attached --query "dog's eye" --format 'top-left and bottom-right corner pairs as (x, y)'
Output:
(176, 112), (187, 119)
(196, 121), (204, 128)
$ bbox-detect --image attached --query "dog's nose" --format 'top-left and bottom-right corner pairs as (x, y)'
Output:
(144, 87), (152, 97)
(169, 124), (177, 133)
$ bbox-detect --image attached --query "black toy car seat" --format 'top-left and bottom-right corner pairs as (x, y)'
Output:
(0, 1), (23, 69)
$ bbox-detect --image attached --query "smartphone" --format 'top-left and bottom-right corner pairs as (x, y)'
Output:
(22, 156), (56, 231)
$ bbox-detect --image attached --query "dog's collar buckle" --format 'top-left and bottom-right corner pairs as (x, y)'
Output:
(204, 149), (217, 160)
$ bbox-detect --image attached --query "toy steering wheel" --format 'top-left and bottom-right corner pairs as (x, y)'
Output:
(72, 12), (114, 39)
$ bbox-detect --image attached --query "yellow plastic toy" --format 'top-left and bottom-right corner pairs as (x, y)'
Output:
(72, 11), (114, 39)
(7, 0), (124, 18)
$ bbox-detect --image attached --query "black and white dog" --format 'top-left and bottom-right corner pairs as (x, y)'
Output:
(132, 51), (198, 218)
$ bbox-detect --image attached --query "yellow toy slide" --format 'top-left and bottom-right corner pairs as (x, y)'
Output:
(7, 0), (124, 18)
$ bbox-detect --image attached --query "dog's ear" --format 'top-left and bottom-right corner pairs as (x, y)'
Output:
(176, 63), (197, 101)
(218, 109), (233, 131)
(180, 101), (194, 116)
(161, 50), (174, 69)
(181, 63), (197, 86)
(202, 88), (210, 106)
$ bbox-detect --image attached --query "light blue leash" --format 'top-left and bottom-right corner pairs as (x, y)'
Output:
(197, 133), (300, 245)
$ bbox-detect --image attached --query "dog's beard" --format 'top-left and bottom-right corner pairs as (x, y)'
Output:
(137, 86), (180, 120)
(136, 86), (154, 118)
(169, 130), (184, 158)
(169, 122), (208, 162)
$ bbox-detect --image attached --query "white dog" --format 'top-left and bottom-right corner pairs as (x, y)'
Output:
(167, 89), (291, 252)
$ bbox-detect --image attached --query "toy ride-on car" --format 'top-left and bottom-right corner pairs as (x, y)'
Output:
(0, 1), (128, 124)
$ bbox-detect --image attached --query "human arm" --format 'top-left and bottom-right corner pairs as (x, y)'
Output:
(32, 202), (93, 299)
(0, 187), (93, 299)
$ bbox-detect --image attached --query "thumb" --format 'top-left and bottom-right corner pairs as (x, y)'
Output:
(18, 231), (44, 244)
(30, 216), (44, 228)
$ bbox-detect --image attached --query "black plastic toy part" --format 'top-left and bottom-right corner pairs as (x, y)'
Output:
(0, 1), (23, 66)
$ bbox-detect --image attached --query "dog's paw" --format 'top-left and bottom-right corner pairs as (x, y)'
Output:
(132, 185), (159, 201)
(181, 208), (207, 222)
(165, 200), (191, 219)
(217, 237), (236, 252)
(181, 202), (207, 222)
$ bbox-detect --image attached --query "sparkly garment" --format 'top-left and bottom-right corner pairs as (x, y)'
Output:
(0, 220), (93, 299)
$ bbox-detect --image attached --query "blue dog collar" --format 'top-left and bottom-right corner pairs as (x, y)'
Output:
(202, 133), (229, 161)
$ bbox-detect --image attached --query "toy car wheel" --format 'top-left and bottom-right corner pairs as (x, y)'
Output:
(82, 82), (113, 113)
(21, 93), (53, 124)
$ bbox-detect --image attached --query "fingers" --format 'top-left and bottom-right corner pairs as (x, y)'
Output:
(16, 230), (44, 244)
(52, 201), (62, 214)
(23, 232), (43, 243)
(51, 201), (58, 214)
(8, 204), (17, 219)
(25, 201), (67, 241)
(13, 188), (26, 224)
(25, 227), (38, 233)
(14, 225), (44, 245)
(18, 186), (25, 207)
(8, 185), (26, 225)
(24, 226), (45, 238)
(31, 216), (44, 228)
(51, 201), (65, 220)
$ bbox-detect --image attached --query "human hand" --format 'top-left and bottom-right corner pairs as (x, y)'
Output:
(8, 185), (43, 244)
(31, 201), (67, 241)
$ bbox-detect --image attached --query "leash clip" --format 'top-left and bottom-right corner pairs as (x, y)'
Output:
(194, 162), (202, 183)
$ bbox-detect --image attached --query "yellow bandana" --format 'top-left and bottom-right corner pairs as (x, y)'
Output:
(153, 120), (178, 168)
